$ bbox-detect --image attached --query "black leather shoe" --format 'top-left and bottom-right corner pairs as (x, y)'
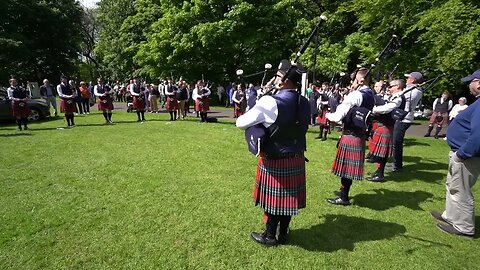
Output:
(250, 232), (277, 247)
(321, 137), (327, 141)
(277, 234), (288, 245)
(333, 190), (342, 197)
(315, 136), (322, 140)
(326, 197), (350, 206)
(431, 211), (448, 223)
(368, 174), (385, 182)
(436, 223), (474, 239)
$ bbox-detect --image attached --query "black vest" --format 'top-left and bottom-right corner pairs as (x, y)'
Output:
(374, 95), (406, 127)
(344, 88), (375, 134)
(60, 84), (72, 96)
(132, 84), (143, 94)
(11, 87), (28, 99)
(262, 90), (311, 156)
(434, 98), (449, 113)
(96, 84), (107, 94)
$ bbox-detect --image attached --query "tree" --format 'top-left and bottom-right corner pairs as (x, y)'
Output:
(0, 0), (84, 84)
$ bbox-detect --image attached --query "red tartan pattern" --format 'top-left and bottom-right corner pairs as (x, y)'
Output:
(370, 125), (393, 159)
(60, 99), (76, 113)
(195, 98), (210, 112)
(332, 134), (366, 181)
(368, 122), (379, 154)
(254, 154), (306, 216)
(166, 97), (178, 111)
(11, 101), (30, 117)
(316, 110), (329, 125)
(133, 96), (145, 110)
(429, 112), (448, 126)
(98, 96), (114, 111)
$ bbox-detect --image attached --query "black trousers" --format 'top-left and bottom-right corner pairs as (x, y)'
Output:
(392, 121), (411, 170)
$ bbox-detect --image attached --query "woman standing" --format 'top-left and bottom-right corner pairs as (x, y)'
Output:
(149, 84), (160, 113)
(232, 83), (247, 117)
(7, 78), (30, 130)
(79, 81), (90, 114)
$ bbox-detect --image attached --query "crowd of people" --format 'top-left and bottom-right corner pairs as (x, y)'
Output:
(6, 64), (479, 246)
(236, 61), (480, 247)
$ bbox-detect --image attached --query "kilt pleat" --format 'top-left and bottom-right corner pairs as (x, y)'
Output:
(166, 97), (178, 111)
(254, 155), (306, 216)
(429, 112), (448, 126)
(98, 97), (114, 111)
(332, 134), (365, 181)
(133, 96), (145, 110)
(11, 101), (30, 117)
(370, 125), (393, 159)
(195, 98), (209, 112)
(60, 99), (76, 113)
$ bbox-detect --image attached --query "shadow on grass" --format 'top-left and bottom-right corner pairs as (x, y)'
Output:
(290, 214), (406, 252)
(353, 189), (436, 211)
(404, 138), (431, 147)
(387, 156), (447, 184)
(0, 132), (34, 137)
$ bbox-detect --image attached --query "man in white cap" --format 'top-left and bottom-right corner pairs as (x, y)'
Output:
(391, 71), (423, 172)
(431, 69), (480, 238)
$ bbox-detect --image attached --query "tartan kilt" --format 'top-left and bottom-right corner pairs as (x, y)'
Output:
(368, 122), (380, 154)
(254, 154), (306, 216)
(332, 134), (366, 181)
(195, 98), (209, 112)
(133, 96), (145, 110)
(166, 97), (178, 111)
(234, 104), (244, 117)
(316, 110), (329, 125)
(429, 112), (448, 126)
(98, 97), (114, 111)
(60, 99), (76, 113)
(11, 101), (30, 117)
(370, 124), (393, 159)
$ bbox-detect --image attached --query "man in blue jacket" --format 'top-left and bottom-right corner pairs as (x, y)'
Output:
(431, 69), (480, 238)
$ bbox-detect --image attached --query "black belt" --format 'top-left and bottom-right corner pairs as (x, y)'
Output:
(342, 130), (364, 138)
(262, 152), (304, 160)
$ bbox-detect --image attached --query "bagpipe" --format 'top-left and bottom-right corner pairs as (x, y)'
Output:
(244, 15), (327, 156)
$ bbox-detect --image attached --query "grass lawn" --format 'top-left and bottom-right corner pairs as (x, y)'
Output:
(0, 110), (478, 269)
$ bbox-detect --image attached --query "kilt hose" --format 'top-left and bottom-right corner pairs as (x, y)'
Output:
(60, 99), (76, 113)
(98, 97), (114, 111)
(195, 98), (210, 112)
(332, 134), (366, 181)
(370, 124), (393, 159)
(133, 96), (145, 110)
(254, 154), (306, 216)
(11, 101), (30, 118)
(429, 112), (449, 127)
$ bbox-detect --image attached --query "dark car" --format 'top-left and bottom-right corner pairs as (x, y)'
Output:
(0, 89), (51, 122)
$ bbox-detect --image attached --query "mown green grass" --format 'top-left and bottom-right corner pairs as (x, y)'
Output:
(0, 109), (478, 269)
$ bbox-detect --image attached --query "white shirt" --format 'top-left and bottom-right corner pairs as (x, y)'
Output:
(94, 84), (112, 97)
(449, 104), (468, 120)
(401, 84), (423, 123)
(57, 83), (76, 99)
(236, 95), (278, 129)
(192, 87), (211, 100)
(373, 92), (403, 114)
(326, 85), (370, 123)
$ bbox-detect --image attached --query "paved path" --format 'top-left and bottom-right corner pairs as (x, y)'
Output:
(111, 102), (445, 138)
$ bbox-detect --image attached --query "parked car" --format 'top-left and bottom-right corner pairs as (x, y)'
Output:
(0, 89), (51, 122)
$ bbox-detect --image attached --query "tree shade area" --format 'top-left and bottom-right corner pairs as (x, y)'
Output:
(1, 0), (479, 100)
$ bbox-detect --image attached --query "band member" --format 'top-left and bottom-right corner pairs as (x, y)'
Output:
(192, 80), (211, 122)
(425, 91), (453, 139)
(94, 78), (114, 124)
(57, 76), (77, 127)
(315, 96), (330, 140)
(431, 69), (480, 238)
(367, 79), (406, 182)
(177, 81), (189, 119)
(308, 85), (320, 125)
(40, 79), (58, 116)
(7, 78), (31, 130)
(392, 72), (423, 172)
(129, 78), (146, 122)
(232, 83), (247, 117)
(236, 60), (310, 246)
(366, 80), (387, 161)
(326, 67), (374, 205)
(165, 80), (178, 121)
